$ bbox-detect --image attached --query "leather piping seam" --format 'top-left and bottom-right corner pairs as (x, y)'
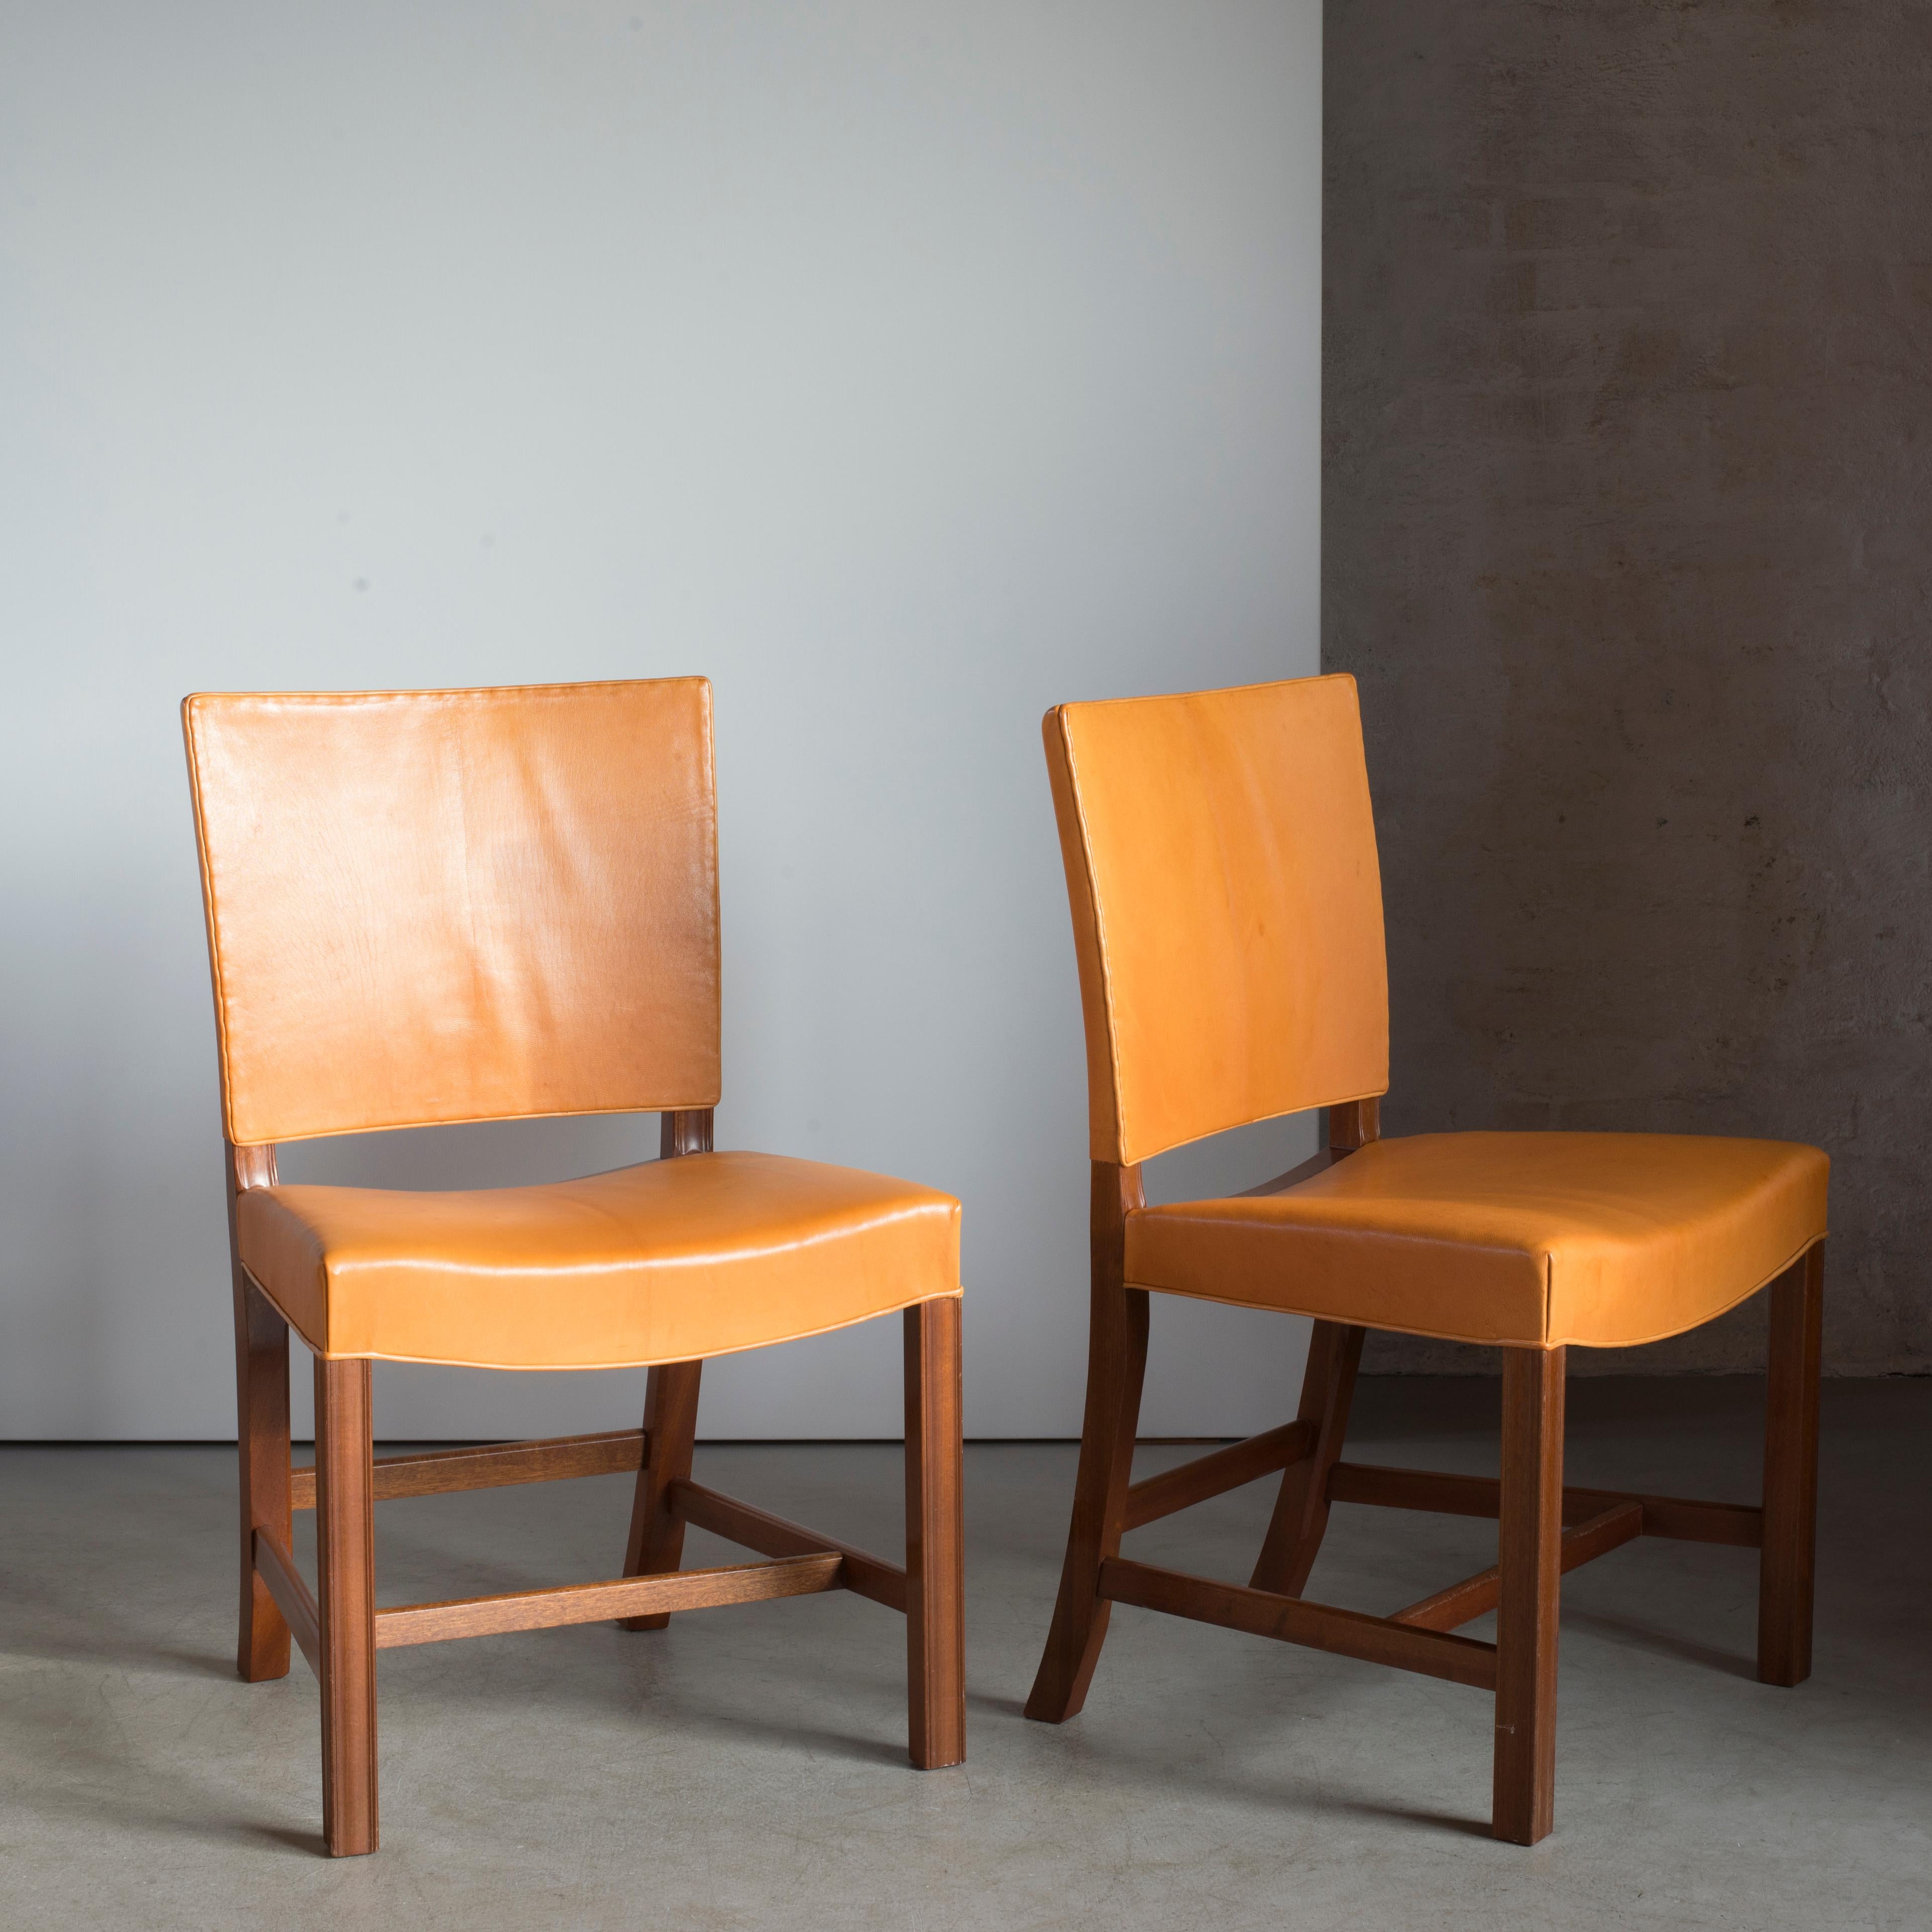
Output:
(189, 675), (711, 708)
(694, 680), (723, 1081)
(240, 1261), (963, 1368)
(1121, 1229), (1825, 1352)
(238, 1262), (307, 1345)
(1059, 674), (1354, 714)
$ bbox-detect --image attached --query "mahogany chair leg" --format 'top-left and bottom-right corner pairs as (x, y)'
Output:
(314, 1356), (378, 1858)
(1759, 1241), (1824, 1688)
(620, 1360), (702, 1631)
(234, 1279), (293, 1682)
(1025, 1162), (1150, 1724)
(1249, 1320), (1365, 1595)
(905, 1297), (966, 1768)
(1493, 1345), (1565, 1846)
(617, 1108), (713, 1633)
(1246, 1100), (1379, 1596)
(227, 1142), (291, 1683)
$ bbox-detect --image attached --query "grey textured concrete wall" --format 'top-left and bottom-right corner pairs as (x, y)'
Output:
(1324, 2), (1932, 1373)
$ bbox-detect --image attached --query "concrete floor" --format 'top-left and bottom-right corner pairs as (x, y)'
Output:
(4, 1378), (1930, 1931)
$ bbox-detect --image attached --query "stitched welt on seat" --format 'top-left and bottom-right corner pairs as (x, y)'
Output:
(301, 1286), (964, 1370)
(1545, 1232), (1825, 1352)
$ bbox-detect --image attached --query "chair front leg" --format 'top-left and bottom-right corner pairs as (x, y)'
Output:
(1250, 1320), (1365, 1595)
(905, 1297), (966, 1768)
(620, 1361), (702, 1630)
(1026, 1161), (1149, 1724)
(315, 1356), (378, 1858)
(1759, 1241), (1824, 1687)
(1493, 1345), (1564, 1845)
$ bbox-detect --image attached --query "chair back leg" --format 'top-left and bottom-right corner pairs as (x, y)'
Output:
(905, 1298), (966, 1768)
(1759, 1241), (1824, 1687)
(315, 1356), (378, 1857)
(1026, 1162), (1150, 1724)
(617, 1110), (714, 1633)
(1250, 1320), (1365, 1595)
(620, 1360), (703, 1631)
(1493, 1345), (1564, 1845)
(227, 1142), (292, 1684)
(234, 1278), (293, 1682)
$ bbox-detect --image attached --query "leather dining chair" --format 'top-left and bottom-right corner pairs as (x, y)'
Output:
(1024, 673), (1826, 1845)
(182, 677), (965, 1857)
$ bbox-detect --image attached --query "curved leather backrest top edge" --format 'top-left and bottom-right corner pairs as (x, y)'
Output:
(184, 677), (722, 1146)
(1042, 706), (1125, 1162)
(1043, 675), (1391, 1169)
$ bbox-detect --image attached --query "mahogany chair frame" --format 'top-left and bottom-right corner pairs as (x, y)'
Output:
(1025, 1097), (1824, 1846)
(228, 1108), (965, 1858)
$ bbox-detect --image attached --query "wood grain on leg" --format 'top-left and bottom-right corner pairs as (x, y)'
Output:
(620, 1361), (702, 1630)
(670, 1481), (908, 1610)
(315, 1355), (378, 1858)
(1247, 1099), (1378, 1595)
(253, 1527), (321, 1674)
(1249, 1320), (1365, 1595)
(1123, 1419), (1317, 1531)
(1326, 1096), (1381, 1153)
(376, 1553), (843, 1646)
(1327, 1461), (1762, 1547)
(228, 1140), (291, 1683)
(292, 1429), (647, 1510)
(1025, 1162), (1149, 1724)
(1759, 1242), (1824, 1688)
(1493, 1346), (1564, 1846)
(905, 1297), (966, 1768)
(660, 1107), (714, 1160)
(618, 1106), (713, 1631)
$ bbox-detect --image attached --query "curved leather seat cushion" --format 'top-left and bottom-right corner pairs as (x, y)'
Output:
(1126, 1132), (1828, 1350)
(237, 1150), (961, 1367)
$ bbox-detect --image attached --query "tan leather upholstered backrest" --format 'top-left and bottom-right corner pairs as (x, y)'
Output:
(1044, 675), (1389, 1168)
(184, 679), (721, 1146)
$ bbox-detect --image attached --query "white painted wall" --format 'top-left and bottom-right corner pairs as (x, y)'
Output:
(0, 0), (1322, 1440)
